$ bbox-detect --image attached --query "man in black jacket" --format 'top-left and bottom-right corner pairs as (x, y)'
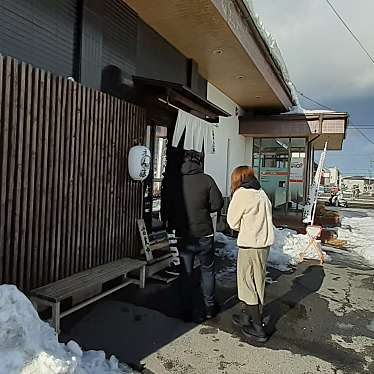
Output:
(162, 150), (224, 321)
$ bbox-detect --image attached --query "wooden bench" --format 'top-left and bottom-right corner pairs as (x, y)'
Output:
(30, 258), (146, 333)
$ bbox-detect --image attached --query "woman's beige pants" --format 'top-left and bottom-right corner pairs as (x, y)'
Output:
(237, 247), (270, 305)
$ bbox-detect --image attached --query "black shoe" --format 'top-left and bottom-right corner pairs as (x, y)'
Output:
(242, 323), (269, 343)
(232, 312), (250, 327)
(232, 302), (250, 327)
(206, 304), (221, 319)
(232, 313), (267, 328)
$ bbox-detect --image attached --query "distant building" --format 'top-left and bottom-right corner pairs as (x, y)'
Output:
(322, 167), (341, 187)
(341, 176), (374, 194)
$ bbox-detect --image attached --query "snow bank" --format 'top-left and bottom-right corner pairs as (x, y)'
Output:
(338, 216), (374, 266)
(215, 227), (328, 272)
(0, 285), (137, 374)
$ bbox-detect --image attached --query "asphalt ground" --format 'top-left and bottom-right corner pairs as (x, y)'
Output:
(60, 208), (374, 374)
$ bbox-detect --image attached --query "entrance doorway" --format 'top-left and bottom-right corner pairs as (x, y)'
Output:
(144, 124), (168, 231)
(143, 117), (185, 233)
(253, 137), (307, 213)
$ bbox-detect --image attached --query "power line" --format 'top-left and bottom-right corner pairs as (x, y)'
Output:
(347, 128), (374, 130)
(292, 2), (374, 146)
(325, 0), (374, 66)
(331, 153), (368, 158)
(338, 169), (371, 171)
(344, 122), (374, 129)
(346, 126), (374, 129)
(351, 125), (374, 145)
(294, 87), (335, 111)
(322, 1), (374, 145)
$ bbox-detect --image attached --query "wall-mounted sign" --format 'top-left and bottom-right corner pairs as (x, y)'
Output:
(290, 158), (304, 183)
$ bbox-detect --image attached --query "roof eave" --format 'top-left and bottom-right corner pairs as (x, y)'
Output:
(234, 0), (295, 106)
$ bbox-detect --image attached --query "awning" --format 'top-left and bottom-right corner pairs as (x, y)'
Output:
(132, 76), (230, 123)
(124, 0), (294, 110)
(240, 112), (349, 150)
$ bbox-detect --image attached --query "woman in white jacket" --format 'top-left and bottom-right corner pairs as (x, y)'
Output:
(227, 166), (274, 342)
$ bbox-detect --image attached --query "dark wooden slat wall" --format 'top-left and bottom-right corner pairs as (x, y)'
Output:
(0, 56), (145, 291)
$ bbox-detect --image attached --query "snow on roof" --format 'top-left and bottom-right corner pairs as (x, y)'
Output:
(243, 0), (299, 108)
(281, 105), (335, 115)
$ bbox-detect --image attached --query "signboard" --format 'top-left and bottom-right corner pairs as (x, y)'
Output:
(290, 158), (304, 183)
(303, 143), (327, 225)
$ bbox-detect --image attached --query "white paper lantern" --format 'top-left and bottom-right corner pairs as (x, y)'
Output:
(128, 145), (151, 181)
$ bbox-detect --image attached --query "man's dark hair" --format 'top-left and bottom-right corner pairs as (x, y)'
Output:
(184, 150), (203, 164)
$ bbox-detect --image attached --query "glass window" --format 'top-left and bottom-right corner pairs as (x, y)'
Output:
(253, 137), (307, 212)
(258, 138), (290, 210)
(291, 138), (306, 148)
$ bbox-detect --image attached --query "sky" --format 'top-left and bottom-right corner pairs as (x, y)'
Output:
(253, 0), (374, 177)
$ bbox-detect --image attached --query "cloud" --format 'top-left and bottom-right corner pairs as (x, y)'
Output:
(252, 0), (374, 175)
(253, 0), (374, 101)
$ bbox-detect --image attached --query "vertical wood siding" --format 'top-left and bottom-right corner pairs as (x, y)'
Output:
(0, 56), (145, 291)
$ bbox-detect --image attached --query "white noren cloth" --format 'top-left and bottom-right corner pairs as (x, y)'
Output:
(172, 109), (216, 154)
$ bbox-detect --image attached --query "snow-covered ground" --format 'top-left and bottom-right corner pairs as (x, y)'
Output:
(0, 285), (137, 374)
(215, 227), (328, 276)
(338, 213), (374, 266)
(215, 210), (374, 282)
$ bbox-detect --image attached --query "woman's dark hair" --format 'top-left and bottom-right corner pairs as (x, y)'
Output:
(231, 166), (255, 194)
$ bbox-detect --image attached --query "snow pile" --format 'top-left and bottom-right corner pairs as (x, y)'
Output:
(0, 285), (137, 374)
(215, 232), (238, 263)
(268, 228), (297, 271)
(214, 233), (238, 284)
(338, 216), (374, 266)
(272, 229), (329, 269)
(215, 227), (328, 272)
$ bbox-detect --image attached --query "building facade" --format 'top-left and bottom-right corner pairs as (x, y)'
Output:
(0, 0), (348, 290)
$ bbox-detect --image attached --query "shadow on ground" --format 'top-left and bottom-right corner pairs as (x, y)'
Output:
(265, 265), (325, 334)
(61, 254), (373, 373)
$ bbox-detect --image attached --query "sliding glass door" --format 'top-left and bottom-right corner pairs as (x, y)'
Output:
(253, 137), (306, 213)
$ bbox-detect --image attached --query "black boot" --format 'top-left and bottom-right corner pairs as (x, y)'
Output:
(206, 303), (221, 320)
(241, 304), (269, 343)
(232, 302), (250, 327)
